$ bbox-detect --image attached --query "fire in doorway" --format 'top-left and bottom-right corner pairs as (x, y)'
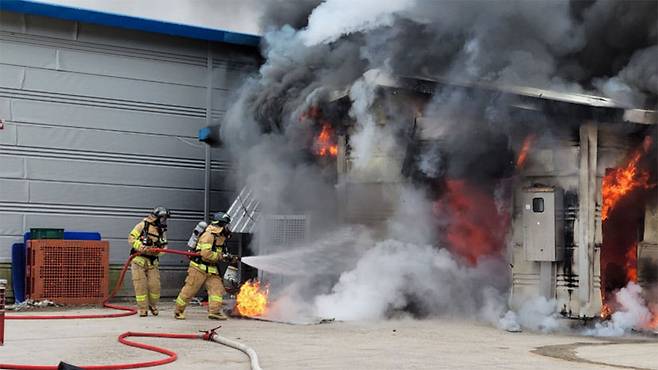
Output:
(300, 106), (340, 158)
(600, 136), (656, 319)
(314, 122), (338, 157)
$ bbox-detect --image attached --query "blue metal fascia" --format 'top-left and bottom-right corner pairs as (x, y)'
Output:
(0, 0), (261, 47)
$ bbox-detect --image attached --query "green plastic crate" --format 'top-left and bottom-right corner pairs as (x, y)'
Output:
(30, 228), (64, 240)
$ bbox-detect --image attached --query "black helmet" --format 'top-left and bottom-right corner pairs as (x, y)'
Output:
(210, 212), (231, 226)
(151, 206), (170, 219)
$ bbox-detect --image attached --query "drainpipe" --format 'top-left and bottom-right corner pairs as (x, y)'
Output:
(204, 43), (213, 222)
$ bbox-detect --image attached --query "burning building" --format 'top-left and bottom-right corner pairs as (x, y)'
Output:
(231, 68), (657, 324)
(315, 70), (657, 322)
(217, 0), (658, 328)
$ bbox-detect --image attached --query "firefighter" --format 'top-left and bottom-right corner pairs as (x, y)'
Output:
(174, 211), (232, 320)
(128, 206), (169, 317)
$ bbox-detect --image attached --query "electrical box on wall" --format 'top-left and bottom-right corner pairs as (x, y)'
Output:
(523, 187), (564, 261)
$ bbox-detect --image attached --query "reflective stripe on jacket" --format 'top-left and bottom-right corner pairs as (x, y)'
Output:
(128, 215), (167, 266)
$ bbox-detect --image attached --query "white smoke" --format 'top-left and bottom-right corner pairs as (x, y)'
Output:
(242, 226), (373, 276)
(417, 143), (443, 178)
(301, 0), (415, 46)
(347, 74), (400, 171)
(585, 282), (653, 337)
(592, 77), (641, 108)
(241, 186), (511, 324)
(498, 297), (564, 333)
(347, 77), (379, 170)
(313, 240), (509, 321)
(386, 186), (437, 246)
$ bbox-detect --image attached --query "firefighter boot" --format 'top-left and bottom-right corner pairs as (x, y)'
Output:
(149, 305), (159, 316)
(174, 305), (185, 320)
(208, 310), (228, 320)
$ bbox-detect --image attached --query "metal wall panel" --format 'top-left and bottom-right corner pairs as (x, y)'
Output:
(0, 9), (259, 296)
(0, 179), (28, 202)
(15, 125), (205, 159)
(0, 121), (17, 145)
(77, 23), (208, 57)
(59, 49), (209, 87)
(9, 100), (205, 137)
(20, 67), (207, 108)
(0, 155), (25, 178)
(0, 41), (59, 68)
(0, 98), (11, 119)
(0, 214), (24, 236)
(0, 64), (25, 88)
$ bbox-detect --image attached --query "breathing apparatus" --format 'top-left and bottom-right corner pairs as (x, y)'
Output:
(185, 215), (241, 294)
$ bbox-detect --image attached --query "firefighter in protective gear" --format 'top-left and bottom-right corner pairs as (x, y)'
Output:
(174, 212), (232, 320)
(128, 206), (169, 317)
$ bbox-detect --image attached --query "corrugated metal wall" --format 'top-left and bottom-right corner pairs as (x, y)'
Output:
(0, 11), (259, 295)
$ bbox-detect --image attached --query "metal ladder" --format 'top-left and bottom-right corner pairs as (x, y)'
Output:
(226, 186), (260, 234)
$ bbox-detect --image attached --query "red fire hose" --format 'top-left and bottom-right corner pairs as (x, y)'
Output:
(0, 331), (207, 370)
(0, 249), (261, 370)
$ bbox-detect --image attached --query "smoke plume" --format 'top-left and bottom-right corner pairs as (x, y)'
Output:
(221, 0), (657, 330)
(498, 297), (565, 333)
(585, 283), (654, 337)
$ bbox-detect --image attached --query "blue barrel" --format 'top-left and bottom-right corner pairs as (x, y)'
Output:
(11, 243), (26, 303)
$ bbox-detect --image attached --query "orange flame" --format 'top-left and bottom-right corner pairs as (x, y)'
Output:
(314, 122), (338, 157)
(516, 134), (536, 168)
(625, 243), (638, 283)
(601, 137), (654, 221)
(236, 280), (269, 317)
(649, 308), (658, 330)
(435, 180), (510, 265)
(600, 136), (655, 320)
(600, 303), (613, 320)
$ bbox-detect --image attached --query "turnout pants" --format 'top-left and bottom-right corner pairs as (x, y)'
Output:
(175, 266), (225, 315)
(130, 260), (161, 313)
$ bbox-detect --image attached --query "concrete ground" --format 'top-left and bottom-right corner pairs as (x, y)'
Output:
(2, 302), (657, 370)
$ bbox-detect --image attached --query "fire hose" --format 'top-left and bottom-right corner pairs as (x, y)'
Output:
(1, 249), (263, 370)
(208, 332), (263, 370)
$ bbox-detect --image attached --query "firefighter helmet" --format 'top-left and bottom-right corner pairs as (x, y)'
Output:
(210, 212), (231, 225)
(151, 206), (171, 219)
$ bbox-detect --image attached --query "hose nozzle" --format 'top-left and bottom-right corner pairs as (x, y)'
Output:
(200, 325), (222, 341)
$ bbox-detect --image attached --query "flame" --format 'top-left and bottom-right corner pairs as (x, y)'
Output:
(236, 280), (269, 317)
(600, 136), (655, 320)
(314, 122), (338, 157)
(625, 243), (638, 283)
(516, 134), (536, 169)
(435, 180), (510, 265)
(600, 303), (613, 320)
(649, 308), (658, 330)
(300, 106), (322, 123)
(601, 136), (654, 221)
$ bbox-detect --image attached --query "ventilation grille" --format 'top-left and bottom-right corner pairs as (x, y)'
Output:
(27, 240), (109, 305)
(260, 215), (308, 247)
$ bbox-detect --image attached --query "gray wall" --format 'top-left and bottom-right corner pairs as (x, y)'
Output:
(0, 11), (259, 293)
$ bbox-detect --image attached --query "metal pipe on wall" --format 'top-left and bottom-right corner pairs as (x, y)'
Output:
(203, 43), (213, 222)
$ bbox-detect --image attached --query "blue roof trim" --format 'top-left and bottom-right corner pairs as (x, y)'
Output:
(0, 0), (261, 47)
